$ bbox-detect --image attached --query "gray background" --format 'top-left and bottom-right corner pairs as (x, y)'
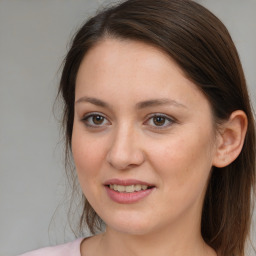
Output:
(0, 0), (255, 255)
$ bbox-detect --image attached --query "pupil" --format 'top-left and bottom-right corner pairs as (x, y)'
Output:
(93, 115), (104, 124)
(153, 116), (165, 126)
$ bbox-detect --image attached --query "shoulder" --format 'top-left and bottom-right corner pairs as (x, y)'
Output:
(18, 238), (84, 256)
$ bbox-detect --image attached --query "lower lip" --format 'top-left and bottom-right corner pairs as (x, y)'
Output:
(105, 186), (155, 204)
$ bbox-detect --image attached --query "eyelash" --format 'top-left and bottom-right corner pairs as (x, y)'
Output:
(145, 113), (175, 129)
(81, 112), (110, 128)
(81, 112), (176, 129)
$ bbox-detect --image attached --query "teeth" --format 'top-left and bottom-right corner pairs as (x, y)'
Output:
(109, 184), (150, 193)
(135, 184), (141, 191)
(125, 185), (134, 193)
(118, 185), (125, 192)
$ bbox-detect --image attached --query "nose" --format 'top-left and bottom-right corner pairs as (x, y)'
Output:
(106, 124), (145, 170)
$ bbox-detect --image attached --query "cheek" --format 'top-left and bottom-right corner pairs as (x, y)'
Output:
(72, 140), (102, 171)
(148, 126), (215, 197)
(71, 127), (107, 190)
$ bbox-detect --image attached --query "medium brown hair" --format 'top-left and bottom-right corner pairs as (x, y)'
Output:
(58, 0), (256, 255)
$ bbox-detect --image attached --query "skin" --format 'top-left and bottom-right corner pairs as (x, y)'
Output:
(72, 38), (246, 256)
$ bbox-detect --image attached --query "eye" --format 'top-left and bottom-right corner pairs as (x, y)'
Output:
(145, 114), (175, 129)
(81, 113), (110, 128)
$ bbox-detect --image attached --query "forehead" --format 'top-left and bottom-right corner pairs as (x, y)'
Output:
(75, 38), (210, 112)
(76, 39), (187, 88)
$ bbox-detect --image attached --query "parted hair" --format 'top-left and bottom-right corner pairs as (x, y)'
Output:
(58, 1), (256, 256)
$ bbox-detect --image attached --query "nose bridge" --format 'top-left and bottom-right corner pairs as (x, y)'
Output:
(106, 121), (144, 169)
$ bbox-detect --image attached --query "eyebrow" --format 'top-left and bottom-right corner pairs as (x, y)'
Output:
(136, 98), (187, 109)
(75, 97), (109, 108)
(75, 96), (186, 109)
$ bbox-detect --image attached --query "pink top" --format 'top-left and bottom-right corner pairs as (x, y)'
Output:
(19, 238), (84, 256)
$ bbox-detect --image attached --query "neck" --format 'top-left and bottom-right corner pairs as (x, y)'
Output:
(81, 193), (216, 256)
(86, 217), (216, 256)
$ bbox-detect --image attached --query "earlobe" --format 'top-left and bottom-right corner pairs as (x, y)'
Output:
(213, 110), (248, 168)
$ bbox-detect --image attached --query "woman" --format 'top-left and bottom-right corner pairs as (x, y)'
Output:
(20, 0), (255, 256)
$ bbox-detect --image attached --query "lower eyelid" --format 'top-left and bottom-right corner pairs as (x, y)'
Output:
(153, 118), (172, 125)
(145, 115), (176, 129)
(81, 113), (111, 127)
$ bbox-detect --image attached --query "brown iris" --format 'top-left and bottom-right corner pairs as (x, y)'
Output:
(92, 115), (104, 125)
(153, 116), (166, 126)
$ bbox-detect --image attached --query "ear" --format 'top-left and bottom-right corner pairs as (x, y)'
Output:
(213, 110), (248, 168)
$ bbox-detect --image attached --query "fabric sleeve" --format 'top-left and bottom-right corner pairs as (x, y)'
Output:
(18, 238), (84, 256)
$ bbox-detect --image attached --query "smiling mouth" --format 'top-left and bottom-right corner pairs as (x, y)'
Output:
(106, 184), (155, 193)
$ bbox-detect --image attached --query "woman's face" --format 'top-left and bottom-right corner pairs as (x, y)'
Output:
(72, 39), (218, 235)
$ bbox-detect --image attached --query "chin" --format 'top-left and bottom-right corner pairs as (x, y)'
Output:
(102, 211), (160, 236)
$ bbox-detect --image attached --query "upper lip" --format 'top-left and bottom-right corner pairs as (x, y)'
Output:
(104, 178), (155, 187)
